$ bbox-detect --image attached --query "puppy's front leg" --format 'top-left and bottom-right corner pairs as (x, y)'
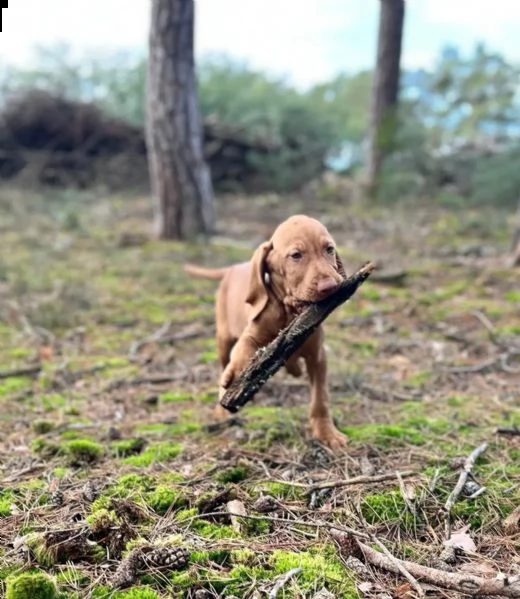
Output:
(304, 332), (348, 452)
(214, 331), (260, 420)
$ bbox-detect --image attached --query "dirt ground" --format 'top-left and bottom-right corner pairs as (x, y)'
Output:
(0, 184), (519, 598)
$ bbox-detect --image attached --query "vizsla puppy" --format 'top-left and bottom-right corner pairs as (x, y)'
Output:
(184, 214), (348, 451)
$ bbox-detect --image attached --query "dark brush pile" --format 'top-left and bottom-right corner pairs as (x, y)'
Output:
(0, 89), (279, 191)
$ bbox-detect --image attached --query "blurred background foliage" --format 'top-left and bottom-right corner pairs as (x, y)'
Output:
(0, 41), (519, 204)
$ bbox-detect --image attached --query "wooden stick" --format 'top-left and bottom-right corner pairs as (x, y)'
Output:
(357, 538), (520, 597)
(268, 567), (302, 599)
(444, 442), (488, 537)
(220, 261), (376, 413)
(266, 470), (416, 493)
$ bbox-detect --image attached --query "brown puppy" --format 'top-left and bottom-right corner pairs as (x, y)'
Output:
(184, 214), (348, 451)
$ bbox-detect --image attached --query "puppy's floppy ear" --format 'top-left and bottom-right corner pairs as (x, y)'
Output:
(246, 241), (273, 321)
(334, 249), (347, 278)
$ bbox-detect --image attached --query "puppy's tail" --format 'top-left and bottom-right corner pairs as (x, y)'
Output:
(183, 264), (228, 281)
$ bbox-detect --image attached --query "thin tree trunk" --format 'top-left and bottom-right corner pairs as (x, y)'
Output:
(511, 199), (520, 266)
(366, 0), (405, 191)
(146, 0), (215, 240)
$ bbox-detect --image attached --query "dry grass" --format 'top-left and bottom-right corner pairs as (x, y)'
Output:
(0, 185), (519, 598)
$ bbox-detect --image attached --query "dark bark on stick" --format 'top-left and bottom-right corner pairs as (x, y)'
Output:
(220, 262), (376, 413)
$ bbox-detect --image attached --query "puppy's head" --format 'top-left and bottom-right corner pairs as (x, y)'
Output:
(246, 215), (346, 320)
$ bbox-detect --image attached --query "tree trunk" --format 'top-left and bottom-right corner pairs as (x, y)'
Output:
(512, 199), (520, 266)
(146, 0), (215, 240)
(366, 0), (405, 191)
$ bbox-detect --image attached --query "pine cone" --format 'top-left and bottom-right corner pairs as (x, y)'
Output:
(82, 480), (100, 503)
(252, 494), (278, 513)
(50, 490), (64, 507)
(136, 545), (190, 572)
(113, 544), (190, 588)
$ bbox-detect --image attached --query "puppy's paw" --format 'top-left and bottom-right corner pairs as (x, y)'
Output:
(310, 418), (348, 453)
(213, 402), (232, 422)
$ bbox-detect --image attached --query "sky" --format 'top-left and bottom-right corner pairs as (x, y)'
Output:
(1, 0), (520, 89)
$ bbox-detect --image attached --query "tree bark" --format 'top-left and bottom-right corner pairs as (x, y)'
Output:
(511, 199), (520, 266)
(366, 0), (405, 190)
(146, 0), (215, 240)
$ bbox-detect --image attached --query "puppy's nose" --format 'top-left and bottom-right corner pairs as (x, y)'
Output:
(317, 278), (339, 296)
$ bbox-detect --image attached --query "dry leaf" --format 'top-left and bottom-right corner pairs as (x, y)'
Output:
(227, 499), (247, 533)
(357, 581), (373, 594)
(443, 525), (476, 553)
(503, 505), (520, 535)
(459, 560), (496, 578)
(394, 582), (416, 598)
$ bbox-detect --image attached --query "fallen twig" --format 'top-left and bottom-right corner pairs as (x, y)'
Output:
(268, 567), (302, 599)
(396, 471), (417, 517)
(103, 373), (187, 392)
(220, 262), (376, 412)
(356, 538), (520, 598)
(267, 470), (416, 494)
(495, 426), (520, 437)
(444, 442), (488, 538)
(369, 534), (424, 598)
(129, 322), (209, 359)
(0, 365), (41, 380)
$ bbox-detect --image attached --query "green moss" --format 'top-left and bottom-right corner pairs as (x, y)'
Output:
(216, 466), (250, 484)
(61, 439), (104, 466)
(110, 438), (146, 458)
(0, 490), (15, 517)
(31, 438), (60, 458)
(191, 549), (231, 566)
(123, 443), (183, 467)
(147, 486), (188, 515)
(109, 589), (162, 599)
(269, 547), (357, 597)
(505, 290), (520, 303)
(55, 567), (90, 589)
(194, 521), (240, 540)
(199, 350), (218, 364)
(6, 571), (58, 599)
(40, 394), (67, 411)
(198, 391), (218, 404)
(230, 547), (256, 565)
(362, 490), (415, 529)
(86, 508), (121, 532)
(360, 284), (382, 301)
(343, 423), (425, 447)
(159, 392), (193, 403)
(406, 370), (433, 387)
(32, 420), (55, 435)
(0, 377), (32, 397)
(256, 482), (304, 501)
(114, 473), (153, 494)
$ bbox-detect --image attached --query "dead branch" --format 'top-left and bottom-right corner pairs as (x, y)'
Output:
(268, 567), (302, 599)
(444, 442), (488, 537)
(496, 426), (520, 437)
(220, 262), (376, 412)
(0, 365), (42, 380)
(356, 537), (520, 597)
(267, 470), (416, 493)
(369, 534), (424, 598)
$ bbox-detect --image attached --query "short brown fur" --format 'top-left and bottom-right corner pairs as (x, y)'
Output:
(184, 214), (348, 451)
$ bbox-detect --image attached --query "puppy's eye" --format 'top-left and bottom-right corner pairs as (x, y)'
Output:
(326, 246), (335, 255)
(290, 251), (303, 261)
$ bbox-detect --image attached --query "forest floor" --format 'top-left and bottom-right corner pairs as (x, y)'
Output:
(0, 185), (519, 599)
